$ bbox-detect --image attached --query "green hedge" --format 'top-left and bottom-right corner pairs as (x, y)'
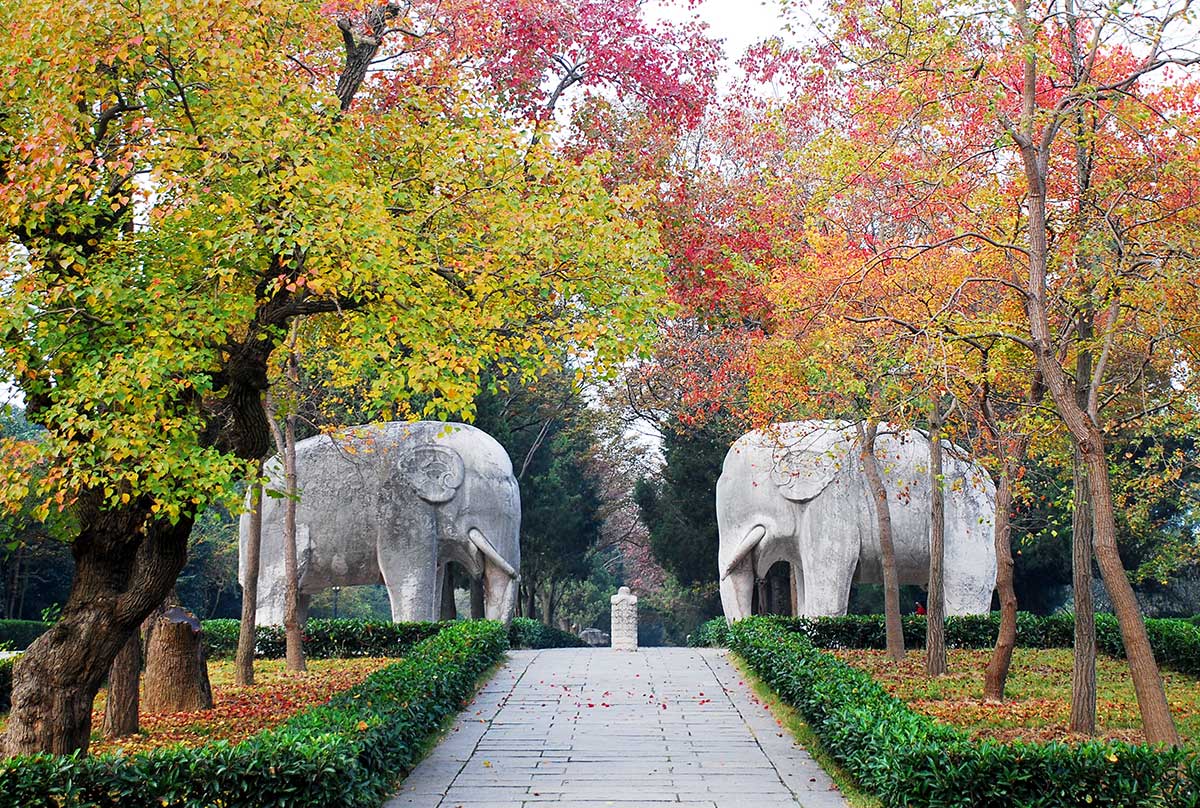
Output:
(729, 617), (1199, 807)
(0, 619), (50, 651)
(507, 617), (588, 649)
(202, 618), (443, 660)
(687, 616), (730, 648)
(0, 619), (509, 808)
(691, 613), (1200, 676)
(0, 653), (17, 712)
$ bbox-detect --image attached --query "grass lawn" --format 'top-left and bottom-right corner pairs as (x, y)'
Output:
(834, 648), (1200, 746)
(0, 657), (397, 756)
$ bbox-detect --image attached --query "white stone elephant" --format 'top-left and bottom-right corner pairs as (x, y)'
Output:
(240, 421), (520, 625)
(717, 421), (996, 621)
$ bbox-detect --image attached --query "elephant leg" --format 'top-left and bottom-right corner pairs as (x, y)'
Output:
(470, 577), (485, 619)
(799, 522), (857, 617)
(944, 558), (995, 616)
(944, 499), (998, 616)
(439, 565), (458, 620)
(720, 562), (755, 622)
(254, 568), (288, 626)
(482, 561), (518, 623)
(800, 560), (854, 617)
(378, 514), (439, 622)
(790, 564), (805, 617)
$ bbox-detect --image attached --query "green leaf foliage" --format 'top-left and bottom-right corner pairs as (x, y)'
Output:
(507, 617), (587, 649)
(200, 618), (444, 660)
(634, 417), (739, 586)
(0, 620), (53, 651)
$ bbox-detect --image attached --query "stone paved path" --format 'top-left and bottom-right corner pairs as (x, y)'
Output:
(384, 648), (849, 808)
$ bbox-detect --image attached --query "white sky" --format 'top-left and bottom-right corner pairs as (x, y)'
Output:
(689, 0), (790, 66)
(655, 0), (792, 84)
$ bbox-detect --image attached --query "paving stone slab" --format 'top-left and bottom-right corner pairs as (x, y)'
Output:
(383, 647), (849, 808)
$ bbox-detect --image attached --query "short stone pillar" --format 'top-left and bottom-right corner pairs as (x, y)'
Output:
(610, 586), (638, 651)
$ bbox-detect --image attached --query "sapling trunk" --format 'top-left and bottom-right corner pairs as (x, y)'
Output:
(925, 407), (947, 677)
(858, 421), (904, 662)
(235, 470), (264, 686)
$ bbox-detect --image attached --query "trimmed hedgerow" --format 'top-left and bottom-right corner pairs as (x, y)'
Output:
(0, 620), (509, 808)
(687, 616), (730, 648)
(729, 616), (1199, 808)
(0, 653), (17, 712)
(691, 613), (1200, 677)
(508, 617), (587, 649)
(0, 619), (50, 651)
(201, 618), (443, 660)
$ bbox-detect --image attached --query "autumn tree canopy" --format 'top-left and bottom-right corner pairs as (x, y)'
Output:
(0, 0), (717, 756)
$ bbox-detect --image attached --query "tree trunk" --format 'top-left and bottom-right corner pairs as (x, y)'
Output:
(858, 421), (905, 662)
(142, 605), (213, 714)
(281, 409), (305, 673)
(1070, 447), (1097, 734)
(101, 631), (141, 738)
(541, 583), (558, 626)
(1086, 446), (1179, 744)
(525, 581), (536, 619)
(925, 408), (947, 677)
(984, 451), (1021, 701)
(235, 471), (263, 687)
(2, 510), (192, 757)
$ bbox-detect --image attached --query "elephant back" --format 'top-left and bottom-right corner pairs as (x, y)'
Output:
(722, 421), (857, 503)
(378, 421), (514, 488)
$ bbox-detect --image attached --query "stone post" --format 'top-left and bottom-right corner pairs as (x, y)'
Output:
(610, 586), (638, 651)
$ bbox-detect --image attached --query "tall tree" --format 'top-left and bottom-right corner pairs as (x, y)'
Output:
(0, 0), (709, 756)
(635, 418), (739, 587)
(474, 370), (604, 625)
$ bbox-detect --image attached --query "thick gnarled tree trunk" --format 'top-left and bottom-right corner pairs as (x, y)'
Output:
(2, 512), (192, 756)
(858, 422), (905, 662)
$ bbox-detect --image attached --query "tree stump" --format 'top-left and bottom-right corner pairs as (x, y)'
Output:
(142, 606), (213, 713)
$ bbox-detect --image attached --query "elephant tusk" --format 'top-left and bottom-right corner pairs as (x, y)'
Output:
(721, 524), (767, 580)
(468, 528), (518, 579)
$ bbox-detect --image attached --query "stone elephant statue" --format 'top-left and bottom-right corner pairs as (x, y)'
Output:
(240, 421), (520, 625)
(717, 421), (996, 621)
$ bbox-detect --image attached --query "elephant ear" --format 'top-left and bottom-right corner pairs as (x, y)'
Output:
(398, 445), (466, 504)
(771, 446), (839, 502)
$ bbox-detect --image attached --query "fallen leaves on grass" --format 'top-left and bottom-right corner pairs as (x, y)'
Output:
(834, 648), (1199, 747)
(90, 657), (396, 756)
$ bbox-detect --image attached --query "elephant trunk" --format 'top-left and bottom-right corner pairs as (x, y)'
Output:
(721, 524), (767, 580)
(468, 528), (517, 579)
